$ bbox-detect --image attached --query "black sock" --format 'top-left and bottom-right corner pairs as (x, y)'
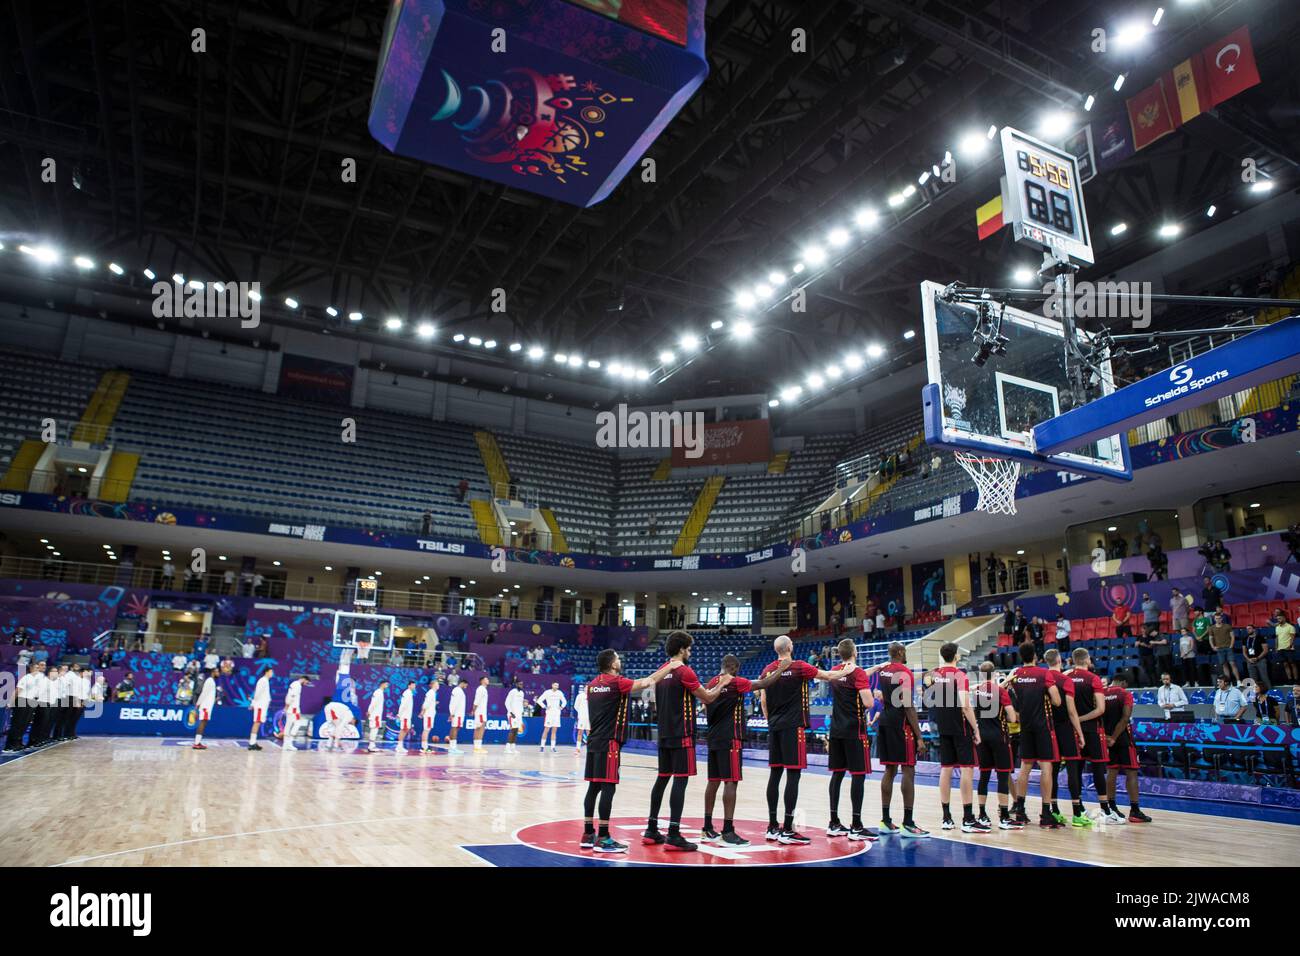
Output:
(766, 769), (782, 828)
(999, 805), (1009, 820)
(783, 814), (794, 831)
(723, 819), (734, 833)
(903, 806), (915, 826)
(1073, 801), (1084, 816)
(963, 803), (974, 822)
(941, 801), (951, 821)
(583, 821), (595, 833)
(703, 813), (713, 831)
(598, 823), (609, 838)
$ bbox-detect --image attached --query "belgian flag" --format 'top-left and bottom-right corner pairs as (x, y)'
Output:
(975, 195), (1004, 241)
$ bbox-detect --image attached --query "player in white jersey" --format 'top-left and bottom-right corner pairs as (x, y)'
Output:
(536, 681), (567, 752)
(504, 679), (525, 753)
(472, 676), (490, 752)
(420, 679), (441, 753)
(397, 681), (416, 752)
(363, 680), (389, 753)
(280, 675), (309, 749)
(321, 700), (356, 749)
(573, 684), (590, 753)
(192, 669), (218, 750)
(447, 676), (466, 754)
(248, 666), (273, 750)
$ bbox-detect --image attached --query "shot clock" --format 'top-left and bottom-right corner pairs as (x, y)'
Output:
(353, 577), (379, 608)
(999, 127), (1094, 265)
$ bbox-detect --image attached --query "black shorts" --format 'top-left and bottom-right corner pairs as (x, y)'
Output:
(657, 744), (697, 778)
(828, 735), (872, 775)
(1054, 720), (1081, 760)
(1107, 731), (1139, 770)
(1080, 726), (1109, 762)
(707, 742), (743, 782)
(938, 729), (976, 768)
(1017, 721), (1059, 762)
(976, 726), (1014, 773)
(584, 740), (622, 783)
(768, 726), (807, 769)
(875, 720), (916, 767)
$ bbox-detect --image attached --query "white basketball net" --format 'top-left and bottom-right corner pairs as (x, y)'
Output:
(954, 451), (1021, 516)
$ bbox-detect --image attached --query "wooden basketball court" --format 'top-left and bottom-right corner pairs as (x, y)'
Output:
(1, 737), (1294, 868)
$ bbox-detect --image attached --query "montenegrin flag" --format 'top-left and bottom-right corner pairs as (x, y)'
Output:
(975, 195), (1004, 240)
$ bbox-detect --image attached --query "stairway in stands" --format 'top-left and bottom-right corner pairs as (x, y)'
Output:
(672, 475), (724, 556)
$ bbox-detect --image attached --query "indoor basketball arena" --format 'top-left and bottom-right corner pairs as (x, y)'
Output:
(1, 0), (1299, 928)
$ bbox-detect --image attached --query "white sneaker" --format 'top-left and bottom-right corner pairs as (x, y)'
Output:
(552, 747), (558, 753)
(449, 747), (463, 754)
(1105, 809), (1127, 824)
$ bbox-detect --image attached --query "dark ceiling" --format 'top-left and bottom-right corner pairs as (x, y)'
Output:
(1, 0), (1297, 400)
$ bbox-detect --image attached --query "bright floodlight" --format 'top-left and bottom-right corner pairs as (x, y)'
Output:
(1114, 22), (1148, 47)
(1014, 267), (1034, 283)
(854, 207), (878, 228)
(768, 398), (779, 407)
(808, 373), (825, 389)
(732, 319), (754, 340)
(792, 262), (805, 274)
(844, 354), (863, 370)
(21, 244), (62, 265)
(453, 333), (465, 342)
(1152, 6), (1164, 25)
(416, 322), (436, 339)
(1205, 205), (1217, 218)
(903, 329), (916, 340)
(755, 283), (773, 300)
(509, 342), (522, 352)
(74, 255), (95, 270)
(386, 316), (403, 330)
(284, 296), (299, 308)
(803, 244), (827, 266)
(779, 386), (799, 402)
(587, 359), (600, 369)
(866, 343), (885, 359)
(887, 193), (905, 207)
(468, 335), (482, 346)
(827, 364), (842, 379)
(1038, 110), (1074, 137)
(568, 355), (582, 367)
(917, 170), (931, 185)
(484, 339), (497, 349)
(659, 350), (675, 364)
(986, 124), (997, 139)
(1113, 74), (1126, 92)
(527, 345), (544, 359)
(608, 362), (624, 376)
(828, 227), (851, 247)
(1158, 223), (1181, 238)
(143, 268), (156, 280)
(348, 311), (363, 321)
(710, 319), (724, 330)
(554, 352), (567, 364)
(172, 273), (184, 284)
(680, 333), (700, 352)
(1084, 94), (1095, 112)
(767, 270), (785, 284)
(735, 289), (756, 309)
(1110, 222), (1128, 236)
(635, 368), (650, 381)
(902, 184), (916, 198)
(326, 306), (338, 317)
(958, 132), (986, 157)
(1250, 179), (1274, 193)
(248, 289), (262, 302)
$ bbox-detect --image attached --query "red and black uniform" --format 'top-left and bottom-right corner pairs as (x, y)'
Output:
(760, 659), (818, 769)
(1103, 685), (1139, 770)
(1048, 669), (1079, 760)
(827, 664), (873, 775)
(584, 672), (634, 784)
(654, 662), (700, 778)
(875, 661), (918, 766)
(705, 675), (753, 782)
(929, 664), (975, 768)
(1066, 667), (1109, 762)
(1008, 665), (1059, 762)
(971, 680), (1014, 772)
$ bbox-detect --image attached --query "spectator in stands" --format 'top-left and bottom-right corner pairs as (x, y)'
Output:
(997, 560), (1008, 592)
(1243, 625), (1270, 692)
(985, 556), (998, 594)
(1178, 627), (1198, 686)
(203, 650), (220, 672)
(456, 478), (469, 502)
(1169, 588), (1189, 634)
(1286, 685), (1300, 725)
(1012, 607), (1028, 645)
(171, 653), (187, 671)
(1139, 592), (1160, 632)
(875, 610), (886, 633)
(191, 635), (208, 663)
(97, 647), (114, 669)
(114, 673), (136, 702)
(1208, 612), (1239, 683)
(1212, 540), (1232, 572)
(253, 572), (265, 596)
(255, 636), (269, 659)
(222, 568), (235, 594)
(1113, 601), (1133, 641)
(1274, 610), (1296, 683)
(1150, 628), (1173, 683)
(848, 591), (857, 620)
(1134, 629), (1156, 686)
(1282, 523), (1300, 564)
(1212, 675), (1246, 721)
(131, 634), (144, 653)
(1147, 542), (1168, 580)
(1029, 616), (1045, 657)
(176, 675), (194, 704)
(1156, 673), (1188, 719)
(1054, 614), (1071, 655)
(421, 510), (432, 534)
(161, 559), (175, 588)
(1002, 603), (1016, 639)
(1108, 536), (1127, 559)
(1254, 688), (1279, 723)
(1201, 576), (1222, 613)
(149, 637), (163, 653)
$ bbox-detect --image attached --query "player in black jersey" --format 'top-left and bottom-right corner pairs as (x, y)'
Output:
(643, 631), (734, 852)
(580, 649), (682, 853)
(972, 662), (1020, 830)
(824, 639), (885, 841)
(1043, 648), (1085, 826)
(700, 654), (790, 846)
(876, 642), (929, 837)
(1008, 642), (1064, 828)
(926, 642), (986, 833)
(1064, 647), (1111, 826)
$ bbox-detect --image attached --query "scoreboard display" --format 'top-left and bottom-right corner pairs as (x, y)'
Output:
(353, 577), (379, 608)
(999, 127), (1093, 265)
(564, 0), (689, 46)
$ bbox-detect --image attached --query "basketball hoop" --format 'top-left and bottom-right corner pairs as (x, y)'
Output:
(954, 450), (1021, 516)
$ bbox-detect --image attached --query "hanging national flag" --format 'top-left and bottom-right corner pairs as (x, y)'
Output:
(1126, 77), (1176, 150)
(975, 195), (1003, 240)
(1167, 53), (1210, 126)
(1093, 107), (1135, 172)
(1201, 25), (1261, 107)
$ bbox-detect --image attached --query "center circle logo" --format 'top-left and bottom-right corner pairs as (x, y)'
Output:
(515, 817), (869, 865)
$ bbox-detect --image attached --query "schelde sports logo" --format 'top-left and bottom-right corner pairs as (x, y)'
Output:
(1143, 363), (1229, 408)
(50, 886), (151, 936)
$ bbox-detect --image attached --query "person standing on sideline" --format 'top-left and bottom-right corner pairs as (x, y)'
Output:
(280, 675), (308, 749)
(447, 676), (467, 753)
(192, 669), (218, 750)
(472, 676), (490, 752)
(1177, 628), (1198, 687)
(1274, 611), (1296, 684)
(3, 662), (42, 752)
(1243, 626), (1271, 693)
(536, 681), (568, 752)
(363, 680), (388, 753)
(397, 681), (417, 752)
(247, 666), (273, 750)
(1054, 614), (1072, 656)
(573, 684), (590, 753)
(1156, 673), (1189, 718)
(1208, 612), (1240, 682)
(504, 679), (525, 753)
(1170, 588), (1189, 634)
(420, 679), (440, 753)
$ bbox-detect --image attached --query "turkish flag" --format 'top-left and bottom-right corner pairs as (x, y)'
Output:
(1126, 78), (1176, 151)
(1201, 25), (1261, 107)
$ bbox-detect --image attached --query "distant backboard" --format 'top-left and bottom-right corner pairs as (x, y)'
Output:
(920, 280), (1132, 481)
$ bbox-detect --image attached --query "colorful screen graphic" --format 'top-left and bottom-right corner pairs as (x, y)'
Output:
(564, 0), (689, 46)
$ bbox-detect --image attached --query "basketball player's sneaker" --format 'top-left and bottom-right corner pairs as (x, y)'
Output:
(595, 837), (628, 853)
(699, 826), (722, 843)
(580, 831), (596, 850)
(941, 818), (956, 831)
(551, 746), (558, 753)
(999, 816), (1024, 830)
(1071, 813), (1094, 828)
(901, 823), (930, 839)
(665, 831), (698, 852)
(826, 820), (849, 837)
(877, 819), (900, 836)
(847, 827), (877, 842)
(1104, 808), (1128, 824)
(641, 826), (666, 845)
(764, 825), (781, 841)
(192, 743), (207, 750)
(962, 818), (991, 833)
(778, 829), (811, 845)
(1039, 815), (1064, 829)
(1051, 810), (1068, 825)
(976, 813), (992, 829)
(448, 746), (463, 754)
(1128, 809), (1152, 823)
(248, 743), (262, 751)
(721, 831), (750, 847)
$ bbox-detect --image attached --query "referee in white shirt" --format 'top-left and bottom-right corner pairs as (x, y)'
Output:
(1156, 673), (1189, 719)
(3, 662), (43, 751)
